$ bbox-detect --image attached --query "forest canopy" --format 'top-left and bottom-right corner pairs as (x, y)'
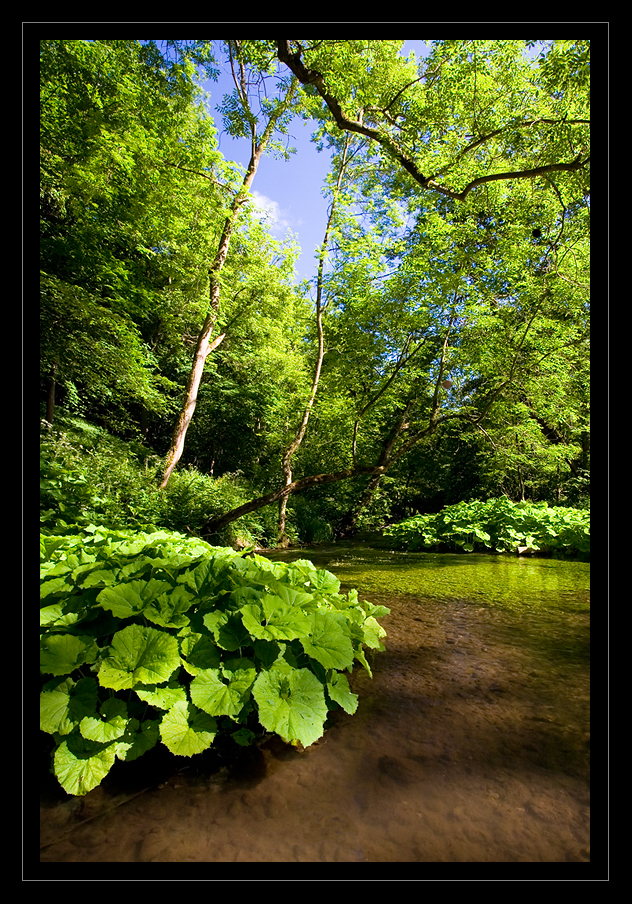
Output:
(40, 38), (590, 547)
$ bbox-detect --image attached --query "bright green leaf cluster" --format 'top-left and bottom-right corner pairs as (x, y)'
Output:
(384, 496), (589, 557)
(40, 526), (388, 795)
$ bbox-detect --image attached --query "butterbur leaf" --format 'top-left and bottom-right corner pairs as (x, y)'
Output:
(40, 603), (79, 628)
(114, 718), (160, 761)
(81, 568), (119, 589)
(40, 676), (99, 735)
(300, 611), (355, 670)
(306, 569), (341, 595)
(80, 698), (128, 743)
(264, 579), (315, 610)
(326, 671), (359, 714)
(178, 631), (222, 675)
(53, 733), (117, 796)
(96, 579), (171, 619)
(240, 595), (311, 642)
(98, 624), (180, 690)
(143, 584), (195, 628)
(40, 576), (74, 600)
(40, 633), (98, 676)
(353, 645), (373, 677)
(359, 615), (387, 650)
(252, 664), (327, 748)
(232, 727), (256, 746)
(202, 609), (250, 650)
(159, 701), (217, 756)
(189, 665), (255, 718)
(217, 612), (253, 651)
(134, 679), (187, 710)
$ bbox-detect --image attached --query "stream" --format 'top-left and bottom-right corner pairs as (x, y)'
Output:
(39, 541), (590, 865)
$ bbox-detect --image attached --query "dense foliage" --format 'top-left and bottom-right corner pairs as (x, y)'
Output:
(40, 526), (389, 796)
(38, 39), (591, 796)
(40, 38), (590, 540)
(384, 497), (590, 557)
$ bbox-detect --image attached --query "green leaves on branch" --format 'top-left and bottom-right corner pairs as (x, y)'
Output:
(40, 526), (388, 794)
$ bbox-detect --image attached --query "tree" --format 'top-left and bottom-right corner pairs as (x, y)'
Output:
(201, 39), (590, 536)
(159, 41), (299, 488)
(40, 39), (229, 431)
(276, 131), (355, 545)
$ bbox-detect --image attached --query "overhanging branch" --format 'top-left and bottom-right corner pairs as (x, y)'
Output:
(277, 40), (590, 200)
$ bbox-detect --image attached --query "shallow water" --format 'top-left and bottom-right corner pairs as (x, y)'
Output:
(40, 544), (590, 865)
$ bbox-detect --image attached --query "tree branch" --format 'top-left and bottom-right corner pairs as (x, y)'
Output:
(277, 40), (590, 200)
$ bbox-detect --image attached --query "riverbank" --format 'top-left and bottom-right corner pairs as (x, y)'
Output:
(40, 546), (590, 866)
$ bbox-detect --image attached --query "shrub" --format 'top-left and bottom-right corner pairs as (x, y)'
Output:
(384, 496), (590, 558)
(40, 526), (389, 796)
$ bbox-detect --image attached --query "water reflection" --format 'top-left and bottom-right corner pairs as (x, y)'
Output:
(266, 544), (590, 613)
(40, 543), (590, 864)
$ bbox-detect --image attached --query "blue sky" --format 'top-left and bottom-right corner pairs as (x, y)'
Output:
(196, 40), (431, 286)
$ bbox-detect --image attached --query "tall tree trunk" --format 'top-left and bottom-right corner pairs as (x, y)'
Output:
(159, 66), (297, 490)
(277, 134), (352, 545)
(46, 362), (57, 425)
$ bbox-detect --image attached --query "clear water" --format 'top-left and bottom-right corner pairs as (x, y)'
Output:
(40, 544), (590, 864)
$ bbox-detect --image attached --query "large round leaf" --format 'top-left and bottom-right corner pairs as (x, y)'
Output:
(40, 676), (99, 735)
(190, 661), (256, 718)
(159, 701), (217, 756)
(98, 624), (180, 690)
(240, 594), (311, 642)
(53, 734), (117, 796)
(40, 633), (99, 676)
(300, 610), (355, 670)
(252, 664), (327, 748)
(96, 579), (171, 619)
(80, 698), (128, 743)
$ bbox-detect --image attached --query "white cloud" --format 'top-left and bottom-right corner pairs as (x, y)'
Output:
(250, 190), (294, 237)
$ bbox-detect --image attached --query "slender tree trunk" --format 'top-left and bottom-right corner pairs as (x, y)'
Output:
(46, 362), (57, 425)
(277, 134), (352, 545)
(159, 69), (297, 490)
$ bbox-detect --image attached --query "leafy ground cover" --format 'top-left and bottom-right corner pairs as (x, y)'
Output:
(40, 526), (389, 796)
(384, 497), (590, 558)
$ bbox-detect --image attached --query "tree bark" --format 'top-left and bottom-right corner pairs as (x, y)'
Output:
(46, 362), (57, 425)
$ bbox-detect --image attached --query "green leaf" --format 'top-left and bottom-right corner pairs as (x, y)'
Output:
(40, 633), (99, 676)
(240, 594), (312, 642)
(40, 603), (80, 628)
(143, 584), (195, 628)
(40, 576), (74, 600)
(96, 578), (172, 619)
(98, 624), (181, 690)
(159, 701), (217, 756)
(53, 733), (117, 796)
(326, 671), (359, 714)
(252, 664), (328, 747)
(300, 610), (355, 670)
(80, 698), (128, 743)
(134, 679), (188, 710)
(231, 727), (256, 746)
(114, 718), (160, 761)
(189, 664), (255, 718)
(40, 676), (99, 735)
(178, 630), (222, 675)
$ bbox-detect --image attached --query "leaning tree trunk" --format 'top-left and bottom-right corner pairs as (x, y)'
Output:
(159, 71), (297, 491)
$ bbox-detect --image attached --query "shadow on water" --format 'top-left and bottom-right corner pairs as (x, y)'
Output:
(40, 543), (590, 865)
